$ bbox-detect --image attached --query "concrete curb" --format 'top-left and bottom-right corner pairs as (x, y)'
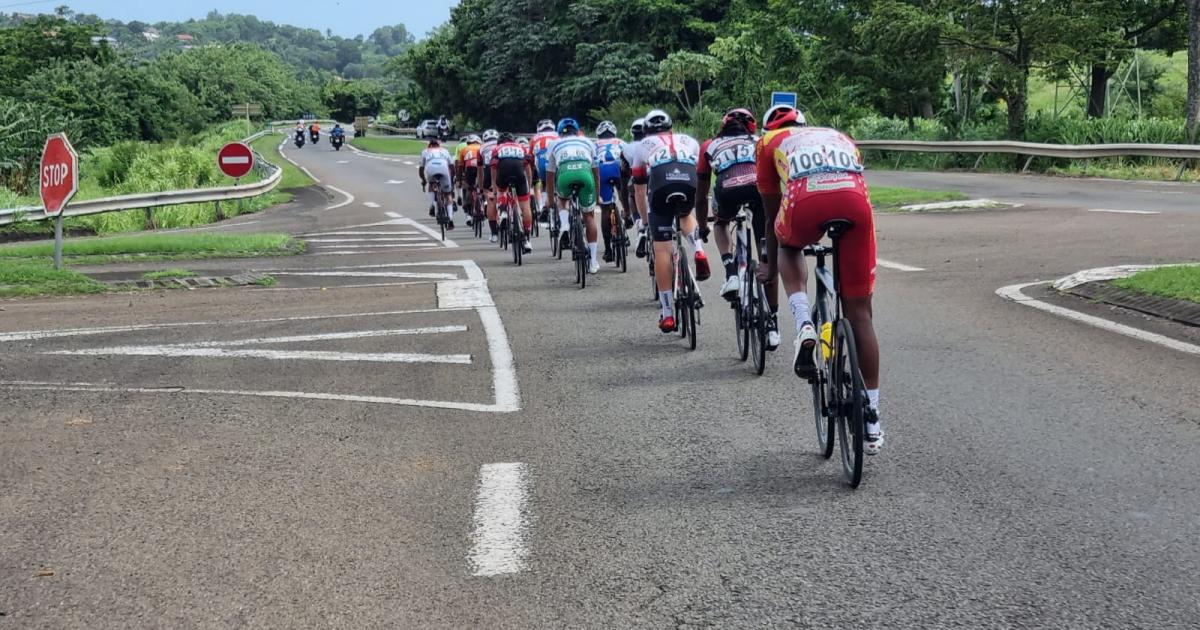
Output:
(1063, 280), (1200, 327)
(104, 272), (270, 291)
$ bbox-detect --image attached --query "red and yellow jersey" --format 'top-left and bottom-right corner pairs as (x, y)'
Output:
(756, 127), (863, 196)
(457, 143), (481, 169)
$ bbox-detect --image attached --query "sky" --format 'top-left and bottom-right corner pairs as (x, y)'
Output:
(4, 0), (457, 39)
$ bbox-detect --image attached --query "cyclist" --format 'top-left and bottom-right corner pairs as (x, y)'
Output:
(697, 107), (780, 349)
(456, 134), (482, 226)
(530, 119), (559, 224)
(631, 109), (707, 332)
(755, 104), (882, 454)
(595, 120), (628, 263)
(475, 129), (501, 243)
(622, 118), (648, 257)
(491, 132), (535, 254)
(419, 138), (456, 230)
(545, 117), (602, 275)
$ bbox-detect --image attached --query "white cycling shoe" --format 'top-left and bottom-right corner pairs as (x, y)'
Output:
(588, 259), (600, 274)
(720, 275), (741, 300)
(792, 323), (818, 379)
(865, 410), (884, 455)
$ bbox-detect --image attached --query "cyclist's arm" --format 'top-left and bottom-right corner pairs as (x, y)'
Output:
(418, 165), (426, 187)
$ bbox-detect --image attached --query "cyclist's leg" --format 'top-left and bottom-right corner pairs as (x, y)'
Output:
(649, 204), (676, 326)
(774, 187), (823, 376)
(484, 168), (499, 238)
(711, 189), (738, 281)
(600, 202), (615, 260)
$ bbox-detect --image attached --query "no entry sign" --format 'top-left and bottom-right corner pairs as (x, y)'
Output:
(217, 142), (255, 179)
(40, 133), (79, 216)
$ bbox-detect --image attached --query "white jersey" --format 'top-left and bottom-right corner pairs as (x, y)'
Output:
(419, 147), (453, 170)
(630, 132), (701, 179)
(546, 135), (598, 173)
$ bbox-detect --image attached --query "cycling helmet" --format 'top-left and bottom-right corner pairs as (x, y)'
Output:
(721, 108), (757, 134)
(467, 134), (481, 144)
(644, 109), (672, 133)
(556, 117), (580, 135)
(481, 129), (499, 142)
(763, 105), (806, 131)
(537, 119), (555, 133)
(630, 118), (646, 140)
(517, 136), (530, 147)
(498, 131), (515, 143)
(596, 121), (618, 138)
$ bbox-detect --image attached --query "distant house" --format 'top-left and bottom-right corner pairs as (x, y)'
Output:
(91, 36), (119, 47)
(175, 34), (194, 43)
(143, 27), (160, 42)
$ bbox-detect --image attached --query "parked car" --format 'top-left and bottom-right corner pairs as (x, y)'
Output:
(415, 119), (439, 138)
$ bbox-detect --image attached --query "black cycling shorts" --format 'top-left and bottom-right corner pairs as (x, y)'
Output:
(482, 167), (493, 191)
(495, 159), (529, 198)
(463, 167), (478, 185)
(648, 162), (698, 218)
(714, 184), (767, 258)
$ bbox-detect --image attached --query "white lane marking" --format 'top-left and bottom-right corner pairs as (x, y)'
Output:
(1135, 190), (1184, 195)
(387, 211), (458, 248)
(0, 382), (514, 413)
(877, 259), (926, 272)
(305, 250), (434, 256)
(325, 185), (355, 211)
(1087, 209), (1160, 215)
(250, 281), (433, 292)
(0, 308), (462, 343)
(1053, 264), (1167, 291)
(899, 198), (1005, 211)
(310, 245), (434, 251)
(306, 237), (430, 242)
(403, 161), (416, 167)
(299, 231), (422, 236)
(470, 463), (531, 577)
(44, 347), (473, 364)
(174, 325), (466, 348)
(386, 179), (405, 185)
(337, 160), (350, 164)
(300, 166), (320, 182)
(363, 202), (381, 208)
(277, 139), (321, 183)
(438, 281), (494, 308)
(272, 271), (458, 280)
(281, 260), (475, 273)
(182, 220), (262, 232)
(996, 282), (1200, 356)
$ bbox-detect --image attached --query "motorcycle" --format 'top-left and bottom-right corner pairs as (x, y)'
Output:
(331, 134), (344, 151)
(309, 130), (320, 144)
(294, 131), (305, 149)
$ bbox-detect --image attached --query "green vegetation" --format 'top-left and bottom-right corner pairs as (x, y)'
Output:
(0, 232), (301, 263)
(870, 187), (969, 211)
(1113, 265), (1200, 304)
(351, 137), (426, 156)
(0, 260), (106, 297)
(252, 276), (278, 287)
(249, 132), (317, 198)
(142, 268), (195, 280)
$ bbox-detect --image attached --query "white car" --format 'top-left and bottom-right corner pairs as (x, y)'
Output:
(415, 120), (439, 138)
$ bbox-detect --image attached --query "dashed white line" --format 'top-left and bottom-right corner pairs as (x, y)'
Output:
(386, 179), (405, 185)
(299, 231), (421, 237)
(177, 326), (467, 348)
(272, 271), (458, 280)
(877, 259), (926, 272)
(1087, 209), (1160, 215)
(363, 202), (381, 208)
(470, 463), (531, 577)
(306, 237), (430, 243)
(996, 282), (1200, 356)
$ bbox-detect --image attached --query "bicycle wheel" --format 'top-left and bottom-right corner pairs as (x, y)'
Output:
(513, 226), (522, 266)
(686, 283), (698, 350)
(811, 305), (835, 459)
(833, 318), (866, 488)
(749, 276), (766, 375)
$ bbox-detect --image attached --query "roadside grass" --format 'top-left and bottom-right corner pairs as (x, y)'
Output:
(350, 136), (426, 155)
(252, 275), (278, 287)
(871, 186), (969, 211)
(0, 232), (303, 264)
(142, 268), (195, 280)
(249, 132), (317, 202)
(1113, 265), (1200, 303)
(0, 261), (106, 298)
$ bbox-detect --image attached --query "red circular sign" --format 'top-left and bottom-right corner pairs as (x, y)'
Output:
(40, 133), (79, 216)
(217, 142), (255, 178)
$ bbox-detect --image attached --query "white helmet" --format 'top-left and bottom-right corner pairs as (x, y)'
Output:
(481, 129), (499, 142)
(537, 119), (555, 132)
(596, 121), (618, 137)
(644, 109), (672, 133)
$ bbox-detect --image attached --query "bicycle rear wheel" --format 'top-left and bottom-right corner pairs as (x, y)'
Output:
(749, 277), (766, 375)
(513, 227), (523, 266)
(810, 305), (835, 459)
(833, 318), (866, 488)
(686, 287), (698, 350)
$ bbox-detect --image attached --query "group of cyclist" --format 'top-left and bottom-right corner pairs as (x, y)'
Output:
(417, 105), (884, 454)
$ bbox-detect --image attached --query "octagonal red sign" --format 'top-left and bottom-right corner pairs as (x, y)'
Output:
(40, 133), (79, 216)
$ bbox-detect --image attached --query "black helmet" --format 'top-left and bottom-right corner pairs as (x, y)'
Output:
(630, 118), (646, 140)
(644, 109), (672, 133)
(499, 131), (515, 143)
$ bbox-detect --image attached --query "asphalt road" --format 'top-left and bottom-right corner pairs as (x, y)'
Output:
(2, 138), (1198, 628)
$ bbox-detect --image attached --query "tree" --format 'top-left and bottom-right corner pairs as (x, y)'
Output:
(323, 80), (386, 120)
(657, 51), (721, 117)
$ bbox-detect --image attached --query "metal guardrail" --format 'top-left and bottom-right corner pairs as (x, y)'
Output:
(856, 139), (1200, 176)
(0, 129), (283, 227)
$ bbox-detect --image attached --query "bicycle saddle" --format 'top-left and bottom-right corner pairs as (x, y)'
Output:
(821, 219), (855, 239)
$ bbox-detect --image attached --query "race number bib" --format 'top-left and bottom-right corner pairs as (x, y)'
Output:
(648, 143), (698, 167)
(711, 142), (754, 172)
(780, 132), (863, 180)
(496, 145), (526, 160)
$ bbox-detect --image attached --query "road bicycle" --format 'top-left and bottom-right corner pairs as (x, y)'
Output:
(470, 187), (485, 239)
(664, 193), (701, 349)
(529, 191), (541, 239)
(805, 219), (868, 489)
(498, 193), (511, 251)
(730, 204), (770, 375)
(567, 185), (589, 289)
(550, 199), (564, 259)
(432, 177), (450, 241)
(605, 177), (628, 273)
(501, 192), (525, 266)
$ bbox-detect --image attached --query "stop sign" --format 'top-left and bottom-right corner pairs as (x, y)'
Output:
(40, 133), (79, 216)
(217, 142), (255, 178)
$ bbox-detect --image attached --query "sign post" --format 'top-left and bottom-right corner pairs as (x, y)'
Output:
(231, 102), (263, 135)
(40, 133), (79, 270)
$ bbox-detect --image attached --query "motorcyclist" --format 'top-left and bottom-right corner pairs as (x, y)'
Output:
(437, 115), (450, 140)
(309, 121), (321, 143)
(331, 124), (346, 148)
